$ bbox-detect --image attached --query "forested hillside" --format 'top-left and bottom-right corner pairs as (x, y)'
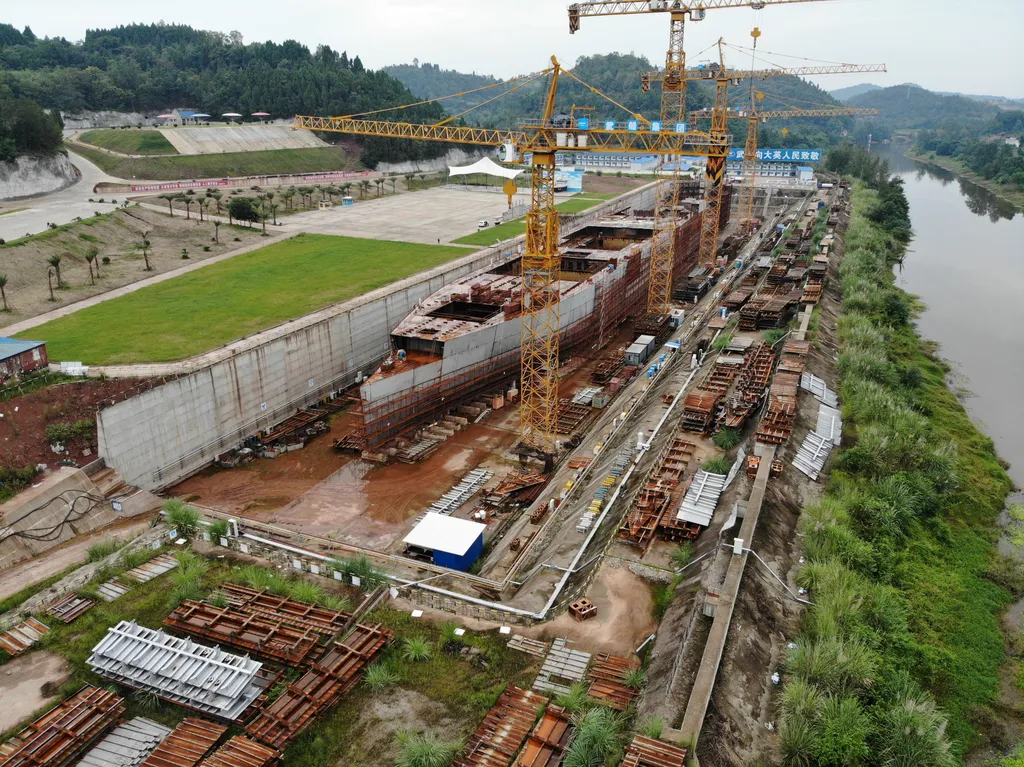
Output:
(0, 22), (449, 167)
(916, 109), (1024, 191)
(0, 88), (63, 162)
(847, 83), (999, 131)
(386, 55), (870, 151)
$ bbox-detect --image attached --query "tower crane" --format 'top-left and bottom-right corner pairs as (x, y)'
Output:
(689, 99), (879, 230)
(650, 56), (886, 269)
(293, 58), (727, 461)
(568, 0), (842, 313)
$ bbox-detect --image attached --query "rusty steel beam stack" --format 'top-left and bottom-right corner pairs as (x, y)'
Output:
(139, 718), (227, 767)
(720, 343), (776, 430)
(756, 371), (800, 446)
(164, 601), (322, 668)
(454, 686), (548, 767)
(217, 584), (350, 637)
(620, 438), (695, 545)
(0, 617), (50, 656)
(200, 737), (279, 767)
(620, 735), (688, 767)
(47, 593), (96, 624)
(0, 685), (124, 767)
(555, 399), (594, 434)
(515, 705), (573, 767)
(586, 654), (641, 711)
(681, 390), (721, 435)
(590, 356), (623, 385)
(245, 623), (391, 750)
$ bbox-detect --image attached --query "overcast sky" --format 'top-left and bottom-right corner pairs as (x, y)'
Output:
(7, 0), (1023, 98)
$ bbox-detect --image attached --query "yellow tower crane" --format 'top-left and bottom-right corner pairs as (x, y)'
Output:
(689, 100), (879, 231)
(568, 0), (843, 312)
(293, 58), (727, 461)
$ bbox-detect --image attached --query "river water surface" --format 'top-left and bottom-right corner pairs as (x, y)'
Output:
(880, 148), (1024, 486)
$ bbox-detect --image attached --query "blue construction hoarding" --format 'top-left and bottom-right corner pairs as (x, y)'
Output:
(728, 148), (823, 162)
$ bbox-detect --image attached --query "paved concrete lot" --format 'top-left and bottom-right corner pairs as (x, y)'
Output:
(282, 186), (541, 245)
(0, 150), (120, 242)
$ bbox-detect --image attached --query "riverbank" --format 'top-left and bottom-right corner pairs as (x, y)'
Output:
(905, 148), (1024, 212)
(779, 179), (1015, 764)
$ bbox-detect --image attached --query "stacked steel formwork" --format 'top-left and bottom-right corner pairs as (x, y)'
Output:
(47, 593), (96, 624)
(200, 737), (280, 767)
(454, 686), (549, 767)
(245, 623), (391, 750)
(164, 601), (323, 668)
(620, 735), (687, 767)
(620, 437), (695, 545)
(586, 654), (641, 711)
(0, 686), (124, 767)
(515, 705), (573, 767)
(216, 585), (350, 636)
(681, 390), (721, 435)
(720, 342), (776, 430)
(756, 371), (800, 446)
(138, 718), (227, 767)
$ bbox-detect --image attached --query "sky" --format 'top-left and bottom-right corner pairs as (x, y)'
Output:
(6, 0), (1023, 98)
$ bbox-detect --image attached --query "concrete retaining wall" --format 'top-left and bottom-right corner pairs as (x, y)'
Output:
(62, 111), (149, 130)
(0, 154), (79, 201)
(97, 184), (657, 491)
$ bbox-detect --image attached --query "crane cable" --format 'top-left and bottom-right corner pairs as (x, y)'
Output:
(560, 68), (652, 125)
(336, 67), (554, 120)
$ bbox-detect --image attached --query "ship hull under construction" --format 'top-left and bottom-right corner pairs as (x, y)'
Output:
(358, 194), (730, 448)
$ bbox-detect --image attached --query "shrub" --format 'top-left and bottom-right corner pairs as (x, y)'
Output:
(637, 717), (663, 739)
(562, 707), (626, 767)
(167, 579), (203, 608)
(134, 689), (160, 711)
(87, 538), (123, 562)
(651, 576), (681, 620)
(239, 564), (274, 591)
(394, 731), (463, 767)
(163, 499), (201, 538)
(118, 548), (151, 570)
(554, 682), (591, 713)
(670, 542), (693, 571)
(364, 661), (402, 691)
(332, 554), (387, 591)
(207, 519), (229, 541)
(44, 419), (94, 443)
(208, 592), (229, 608)
(401, 635), (433, 662)
(321, 594), (351, 613)
(101, 256), (110, 264)
(712, 428), (741, 451)
(289, 580), (326, 605)
(623, 668), (646, 689)
(702, 456), (732, 475)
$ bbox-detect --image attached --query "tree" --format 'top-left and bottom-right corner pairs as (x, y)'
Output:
(85, 247), (98, 284)
(375, 178), (384, 196)
(0, 274), (10, 312)
(213, 220), (221, 244)
(359, 179), (370, 198)
(270, 203), (279, 225)
(47, 254), (64, 288)
(404, 172), (415, 190)
(139, 231), (153, 271)
(228, 196), (259, 226)
(418, 173), (427, 188)
(47, 267), (56, 301)
(182, 195), (194, 220)
(160, 193), (176, 216)
(212, 192), (223, 214)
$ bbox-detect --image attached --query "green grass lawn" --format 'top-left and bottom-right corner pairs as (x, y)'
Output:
(79, 129), (178, 155)
(70, 144), (357, 181)
(18, 234), (469, 365)
(453, 195), (609, 247)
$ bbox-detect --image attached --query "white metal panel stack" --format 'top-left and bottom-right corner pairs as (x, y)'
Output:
(76, 717), (172, 767)
(793, 431), (833, 480)
(677, 471), (728, 527)
(87, 621), (264, 720)
(815, 404), (843, 446)
(428, 469), (493, 515)
(533, 638), (592, 696)
(800, 373), (838, 408)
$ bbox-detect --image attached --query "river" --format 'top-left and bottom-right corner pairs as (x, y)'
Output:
(879, 147), (1024, 486)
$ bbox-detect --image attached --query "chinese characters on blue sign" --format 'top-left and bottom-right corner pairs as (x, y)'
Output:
(728, 148), (822, 162)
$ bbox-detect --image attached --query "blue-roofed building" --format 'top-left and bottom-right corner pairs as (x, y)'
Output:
(796, 166), (815, 183)
(0, 338), (48, 379)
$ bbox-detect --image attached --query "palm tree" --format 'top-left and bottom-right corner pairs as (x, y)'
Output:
(47, 267), (56, 302)
(212, 192), (223, 214)
(404, 172), (415, 191)
(47, 254), (64, 288)
(388, 176), (397, 194)
(85, 248), (98, 285)
(160, 193), (176, 216)
(283, 190), (295, 211)
(0, 275), (10, 312)
(213, 221), (221, 244)
(259, 203), (267, 235)
(418, 173), (427, 188)
(358, 180), (370, 198)
(270, 203), (279, 226)
(376, 178), (385, 197)
(325, 185), (338, 202)
(139, 231), (153, 271)
(182, 196), (194, 220)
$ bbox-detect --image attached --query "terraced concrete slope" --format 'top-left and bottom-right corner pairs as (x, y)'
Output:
(160, 125), (326, 155)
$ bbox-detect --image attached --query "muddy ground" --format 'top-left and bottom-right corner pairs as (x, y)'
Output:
(0, 651), (72, 732)
(0, 207), (265, 328)
(0, 378), (156, 470)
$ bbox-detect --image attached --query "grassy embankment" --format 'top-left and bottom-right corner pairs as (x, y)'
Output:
(69, 143), (357, 181)
(78, 129), (178, 156)
(778, 182), (1014, 764)
(453, 194), (615, 247)
(905, 148), (1024, 212)
(18, 233), (469, 365)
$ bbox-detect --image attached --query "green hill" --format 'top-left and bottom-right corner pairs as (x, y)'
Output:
(830, 83), (883, 102)
(847, 83), (999, 130)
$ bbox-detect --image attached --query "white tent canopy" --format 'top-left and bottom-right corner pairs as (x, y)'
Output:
(448, 156), (523, 180)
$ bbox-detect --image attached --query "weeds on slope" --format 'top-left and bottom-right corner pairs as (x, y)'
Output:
(778, 177), (1012, 765)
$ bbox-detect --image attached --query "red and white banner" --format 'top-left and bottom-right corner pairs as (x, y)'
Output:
(130, 180), (231, 192)
(298, 171), (372, 181)
(129, 170), (372, 193)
